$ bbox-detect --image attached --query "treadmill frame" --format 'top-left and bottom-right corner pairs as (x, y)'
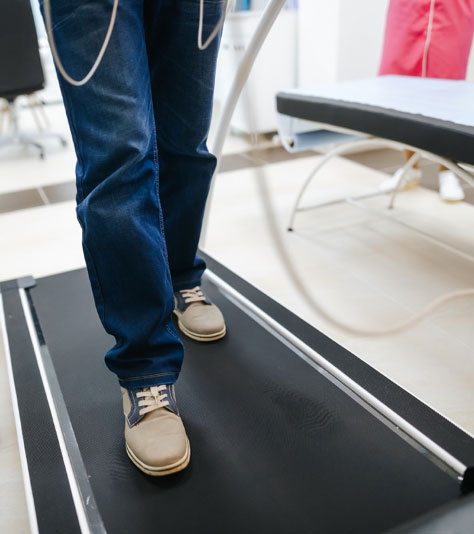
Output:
(2, 253), (474, 533)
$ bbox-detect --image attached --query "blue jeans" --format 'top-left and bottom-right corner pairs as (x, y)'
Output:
(40, 0), (223, 388)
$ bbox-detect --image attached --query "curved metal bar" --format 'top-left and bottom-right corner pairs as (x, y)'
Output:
(356, 138), (474, 189)
(288, 134), (474, 230)
(287, 137), (389, 231)
(387, 150), (421, 209)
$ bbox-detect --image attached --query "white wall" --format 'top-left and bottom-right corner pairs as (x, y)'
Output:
(337, 0), (390, 80)
(214, 10), (297, 133)
(297, 1), (340, 86)
(297, 0), (390, 87)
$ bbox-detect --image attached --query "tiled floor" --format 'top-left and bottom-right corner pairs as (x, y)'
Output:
(1, 100), (474, 532)
(204, 156), (474, 425)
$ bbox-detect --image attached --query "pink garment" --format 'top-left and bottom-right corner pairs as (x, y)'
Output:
(379, 0), (474, 79)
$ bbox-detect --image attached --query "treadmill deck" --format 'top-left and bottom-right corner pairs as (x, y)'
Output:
(1, 255), (472, 533)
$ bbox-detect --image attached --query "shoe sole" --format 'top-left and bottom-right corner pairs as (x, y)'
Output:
(393, 179), (420, 192)
(441, 197), (464, 203)
(173, 312), (226, 342)
(402, 179), (420, 191)
(380, 179), (419, 193)
(126, 438), (191, 476)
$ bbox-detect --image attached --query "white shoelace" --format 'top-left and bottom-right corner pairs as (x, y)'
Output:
(179, 287), (206, 305)
(137, 386), (169, 416)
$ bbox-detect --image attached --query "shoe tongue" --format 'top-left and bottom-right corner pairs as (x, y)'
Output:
(163, 385), (179, 415)
(149, 385), (161, 400)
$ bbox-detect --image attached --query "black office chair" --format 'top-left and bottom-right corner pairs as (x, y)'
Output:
(0, 0), (66, 159)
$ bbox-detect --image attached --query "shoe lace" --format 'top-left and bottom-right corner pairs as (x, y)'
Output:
(179, 286), (206, 304)
(136, 386), (170, 416)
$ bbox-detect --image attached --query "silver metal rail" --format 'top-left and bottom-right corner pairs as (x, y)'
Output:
(205, 268), (468, 478)
(18, 289), (106, 534)
(0, 293), (40, 534)
(200, 0), (288, 246)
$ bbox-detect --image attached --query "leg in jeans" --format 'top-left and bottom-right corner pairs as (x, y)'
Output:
(144, 0), (224, 291)
(40, 0), (184, 389)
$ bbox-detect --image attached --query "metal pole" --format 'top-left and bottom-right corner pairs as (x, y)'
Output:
(200, 0), (288, 247)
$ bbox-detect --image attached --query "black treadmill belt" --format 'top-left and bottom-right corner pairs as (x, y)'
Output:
(24, 267), (462, 534)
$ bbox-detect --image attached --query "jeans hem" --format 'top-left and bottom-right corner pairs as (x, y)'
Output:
(118, 371), (179, 390)
(172, 278), (203, 292)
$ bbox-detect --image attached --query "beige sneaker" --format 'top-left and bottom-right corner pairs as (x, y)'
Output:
(121, 385), (190, 476)
(174, 286), (226, 342)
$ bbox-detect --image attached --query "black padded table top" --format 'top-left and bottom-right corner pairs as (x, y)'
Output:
(277, 76), (474, 165)
(2, 256), (473, 533)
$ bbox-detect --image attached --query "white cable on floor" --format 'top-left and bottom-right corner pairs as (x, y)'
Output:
(255, 165), (474, 337)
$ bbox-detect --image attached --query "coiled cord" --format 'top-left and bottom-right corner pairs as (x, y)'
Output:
(43, 0), (119, 87)
(43, 0), (229, 87)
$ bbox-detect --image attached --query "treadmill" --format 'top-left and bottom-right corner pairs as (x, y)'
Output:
(1, 251), (474, 533)
(2, 1), (473, 532)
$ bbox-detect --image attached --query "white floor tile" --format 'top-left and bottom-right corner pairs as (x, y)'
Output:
(0, 201), (84, 281)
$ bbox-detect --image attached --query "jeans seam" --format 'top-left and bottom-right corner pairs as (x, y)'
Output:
(166, 324), (182, 343)
(127, 390), (139, 426)
(150, 109), (168, 251)
(150, 103), (176, 316)
(82, 241), (107, 325)
(53, 37), (106, 324)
